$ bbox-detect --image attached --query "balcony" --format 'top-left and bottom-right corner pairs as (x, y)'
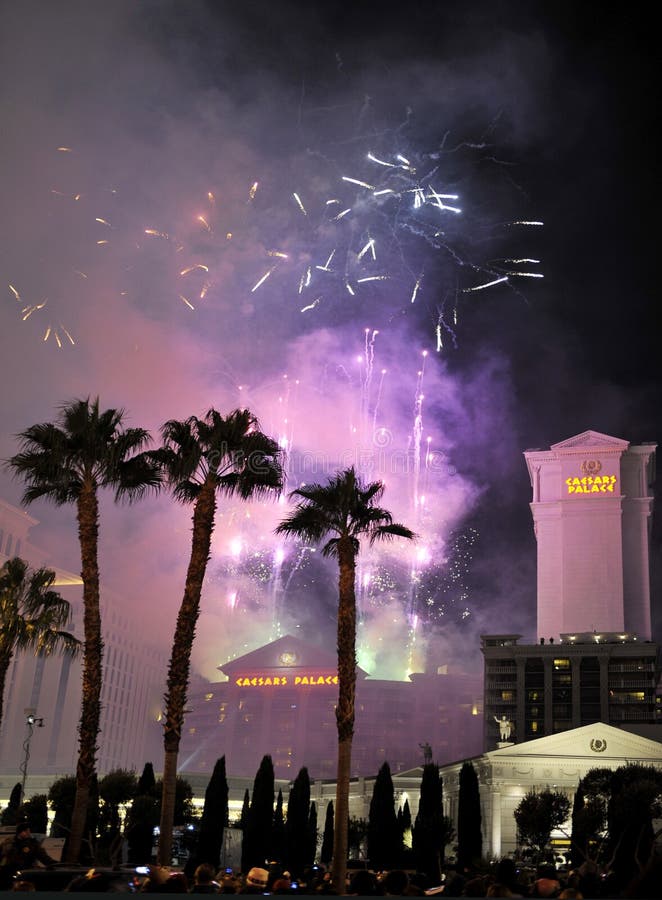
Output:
(609, 695), (653, 705)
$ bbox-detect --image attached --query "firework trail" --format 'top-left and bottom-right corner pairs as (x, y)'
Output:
(250, 139), (543, 347)
(140, 182), (259, 311)
(6, 146), (127, 348)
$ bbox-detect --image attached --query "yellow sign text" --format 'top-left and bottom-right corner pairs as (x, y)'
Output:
(566, 475), (617, 494)
(234, 673), (339, 688)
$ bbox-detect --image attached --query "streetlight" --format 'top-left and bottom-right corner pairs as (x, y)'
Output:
(20, 708), (44, 800)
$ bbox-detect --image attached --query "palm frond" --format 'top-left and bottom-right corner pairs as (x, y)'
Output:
(157, 407), (282, 505)
(114, 453), (163, 503)
(276, 466), (414, 554)
(368, 523), (417, 544)
(275, 503), (335, 543)
(0, 557), (80, 664)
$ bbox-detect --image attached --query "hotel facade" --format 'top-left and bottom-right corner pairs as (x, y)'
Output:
(482, 431), (660, 748)
(179, 634), (483, 780)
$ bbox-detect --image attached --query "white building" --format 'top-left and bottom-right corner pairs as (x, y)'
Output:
(523, 431), (656, 641)
(0, 498), (164, 781)
(439, 722), (662, 859)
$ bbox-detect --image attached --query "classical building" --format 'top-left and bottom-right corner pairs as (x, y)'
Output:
(179, 634), (483, 780)
(439, 722), (662, 860)
(482, 431), (660, 749)
(303, 723), (662, 863)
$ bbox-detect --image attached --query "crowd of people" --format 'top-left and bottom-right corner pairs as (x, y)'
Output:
(1, 824), (661, 897)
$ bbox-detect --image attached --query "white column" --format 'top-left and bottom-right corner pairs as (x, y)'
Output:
(491, 790), (502, 858)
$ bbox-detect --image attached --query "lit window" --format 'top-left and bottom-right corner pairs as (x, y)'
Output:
(501, 691), (513, 701)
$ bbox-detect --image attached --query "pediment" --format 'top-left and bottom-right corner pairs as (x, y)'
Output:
(551, 431), (628, 452)
(219, 634), (367, 677)
(487, 723), (662, 762)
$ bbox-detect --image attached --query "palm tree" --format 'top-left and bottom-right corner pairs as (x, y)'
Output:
(0, 557), (80, 734)
(154, 408), (282, 865)
(6, 397), (161, 863)
(275, 467), (415, 891)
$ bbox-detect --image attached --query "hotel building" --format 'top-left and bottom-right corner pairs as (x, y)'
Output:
(179, 634), (483, 780)
(482, 431), (660, 748)
(0, 498), (163, 778)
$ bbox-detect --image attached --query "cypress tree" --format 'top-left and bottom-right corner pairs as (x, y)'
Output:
(195, 756), (229, 869)
(242, 755), (275, 873)
(457, 762), (482, 870)
(367, 761), (399, 870)
(285, 767), (311, 877)
(137, 763), (157, 797)
(308, 801), (318, 869)
(272, 789), (285, 865)
(569, 779), (586, 868)
(412, 763), (445, 885)
(126, 763), (159, 865)
(1, 783), (23, 825)
(125, 795), (159, 864)
(239, 789), (250, 831)
(401, 799), (412, 843)
(320, 801), (334, 866)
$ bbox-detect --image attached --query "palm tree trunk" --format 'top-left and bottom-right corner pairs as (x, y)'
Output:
(0, 648), (12, 736)
(65, 483), (102, 864)
(332, 540), (356, 893)
(159, 743), (179, 862)
(157, 483), (216, 866)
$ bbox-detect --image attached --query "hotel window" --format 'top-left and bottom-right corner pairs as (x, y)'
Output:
(501, 691), (514, 701)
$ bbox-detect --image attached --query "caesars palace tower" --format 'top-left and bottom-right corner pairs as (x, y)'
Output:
(525, 430), (655, 641)
(482, 430), (659, 747)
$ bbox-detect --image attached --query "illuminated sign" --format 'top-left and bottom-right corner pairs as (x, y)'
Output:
(566, 475), (617, 495)
(235, 673), (338, 688)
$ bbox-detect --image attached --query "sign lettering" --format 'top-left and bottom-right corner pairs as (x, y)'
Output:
(234, 673), (338, 688)
(566, 474), (616, 495)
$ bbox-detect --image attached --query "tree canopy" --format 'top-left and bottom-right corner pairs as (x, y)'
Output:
(514, 789), (571, 858)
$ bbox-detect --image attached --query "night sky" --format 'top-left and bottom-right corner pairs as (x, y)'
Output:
(1, 1), (659, 680)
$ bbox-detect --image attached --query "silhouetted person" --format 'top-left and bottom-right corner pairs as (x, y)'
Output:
(0, 823), (56, 889)
(191, 864), (220, 894)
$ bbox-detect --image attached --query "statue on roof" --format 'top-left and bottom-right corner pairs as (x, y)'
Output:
(419, 741), (433, 764)
(494, 715), (513, 742)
